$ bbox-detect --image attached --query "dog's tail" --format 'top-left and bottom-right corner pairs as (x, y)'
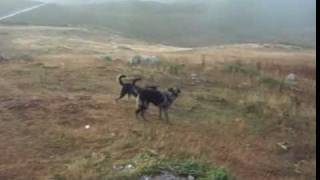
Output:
(132, 78), (142, 86)
(117, 74), (126, 86)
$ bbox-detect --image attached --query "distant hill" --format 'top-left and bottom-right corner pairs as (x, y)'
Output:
(1, 0), (316, 48)
(0, 0), (39, 16)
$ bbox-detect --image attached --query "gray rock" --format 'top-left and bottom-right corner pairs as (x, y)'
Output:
(140, 171), (188, 180)
(187, 175), (195, 180)
(129, 55), (161, 65)
(285, 73), (297, 85)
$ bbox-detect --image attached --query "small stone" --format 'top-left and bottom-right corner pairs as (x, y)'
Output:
(113, 165), (124, 171)
(285, 73), (297, 85)
(188, 175), (195, 180)
(126, 164), (133, 169)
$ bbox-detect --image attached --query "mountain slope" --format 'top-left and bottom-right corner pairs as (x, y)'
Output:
(0, 0), (40, 16)
(2, 0), (316, 47)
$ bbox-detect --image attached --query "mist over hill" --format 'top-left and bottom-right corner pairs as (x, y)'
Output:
(0, 0), (39, 16)
(1, 0), (316, 47)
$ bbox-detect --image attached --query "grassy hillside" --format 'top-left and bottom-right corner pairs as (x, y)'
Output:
(2, 0), (316, 47)
(0, 52), (316, 180)
(0, 26), (316, 180)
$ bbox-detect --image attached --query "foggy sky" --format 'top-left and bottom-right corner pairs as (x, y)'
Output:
(32, 0), (184, 4)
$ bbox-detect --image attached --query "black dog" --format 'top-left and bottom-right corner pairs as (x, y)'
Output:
(115, 74), (141, 101)
(135, 87), (181, 122)
(115, 74), (158, 102)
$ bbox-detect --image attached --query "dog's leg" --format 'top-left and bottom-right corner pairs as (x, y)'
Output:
(164, 108), (170, 123)
(135, 108), (142, 119)
(141, 102), (149, 121)
(159, 107), (163, 120)
(115, 88), (126, 102)
(141, 109), (147, 121)
(135, 96), (143, 119)
(135, 105), (147, 120)
(141, 109), (146, 121)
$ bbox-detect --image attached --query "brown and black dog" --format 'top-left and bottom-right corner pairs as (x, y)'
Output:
(135, 87), (181, 122)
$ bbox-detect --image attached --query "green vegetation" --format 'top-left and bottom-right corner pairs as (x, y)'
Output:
(101, 55), (113, 63)
(103, 151), (233, 180)
(223, 61), (259, 76)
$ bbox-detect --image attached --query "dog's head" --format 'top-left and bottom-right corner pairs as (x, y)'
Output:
(168, 87), (181, 97)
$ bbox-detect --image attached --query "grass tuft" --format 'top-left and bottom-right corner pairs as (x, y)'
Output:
(223, 61), (260, 76)
(105, 152), (234, 180)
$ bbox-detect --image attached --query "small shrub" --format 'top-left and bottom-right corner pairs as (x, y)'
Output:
(244, 101), (265, 115)
(201, 168), (231, 180)
(139, 158), (233, 179)
(166, 63), (184, 75)
(104, 152), (234, 179)
(224, 61), (259, 76)
(257, 75), (284, 88)
(152, 60), (184, 74)
(103, 56), (113, 63)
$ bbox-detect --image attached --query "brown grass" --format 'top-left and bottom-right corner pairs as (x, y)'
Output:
(0, 26), (316, 180)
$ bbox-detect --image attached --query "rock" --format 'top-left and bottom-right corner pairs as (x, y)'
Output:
(285, 73), (297, 85)
(140, 176), (150, 180)
(112, 164), (124, 171)
(126, 164), (134, 169)
(140, 171), (187, 180)
(130, 55), (142, 65)
(144, 55), (161, 64)
(129, 55), (161, 65)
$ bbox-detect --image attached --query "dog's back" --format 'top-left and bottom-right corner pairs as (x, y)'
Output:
(138, 89), (165, 106)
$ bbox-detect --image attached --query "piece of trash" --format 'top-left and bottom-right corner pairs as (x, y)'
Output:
(113, 164), (124, 171)
(85, 125), (90, 129)
(126, 164), (133, 169)
(277, 142), (289, 151)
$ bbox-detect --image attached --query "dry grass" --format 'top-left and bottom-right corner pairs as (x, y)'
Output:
(0, 26), (316, 180)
